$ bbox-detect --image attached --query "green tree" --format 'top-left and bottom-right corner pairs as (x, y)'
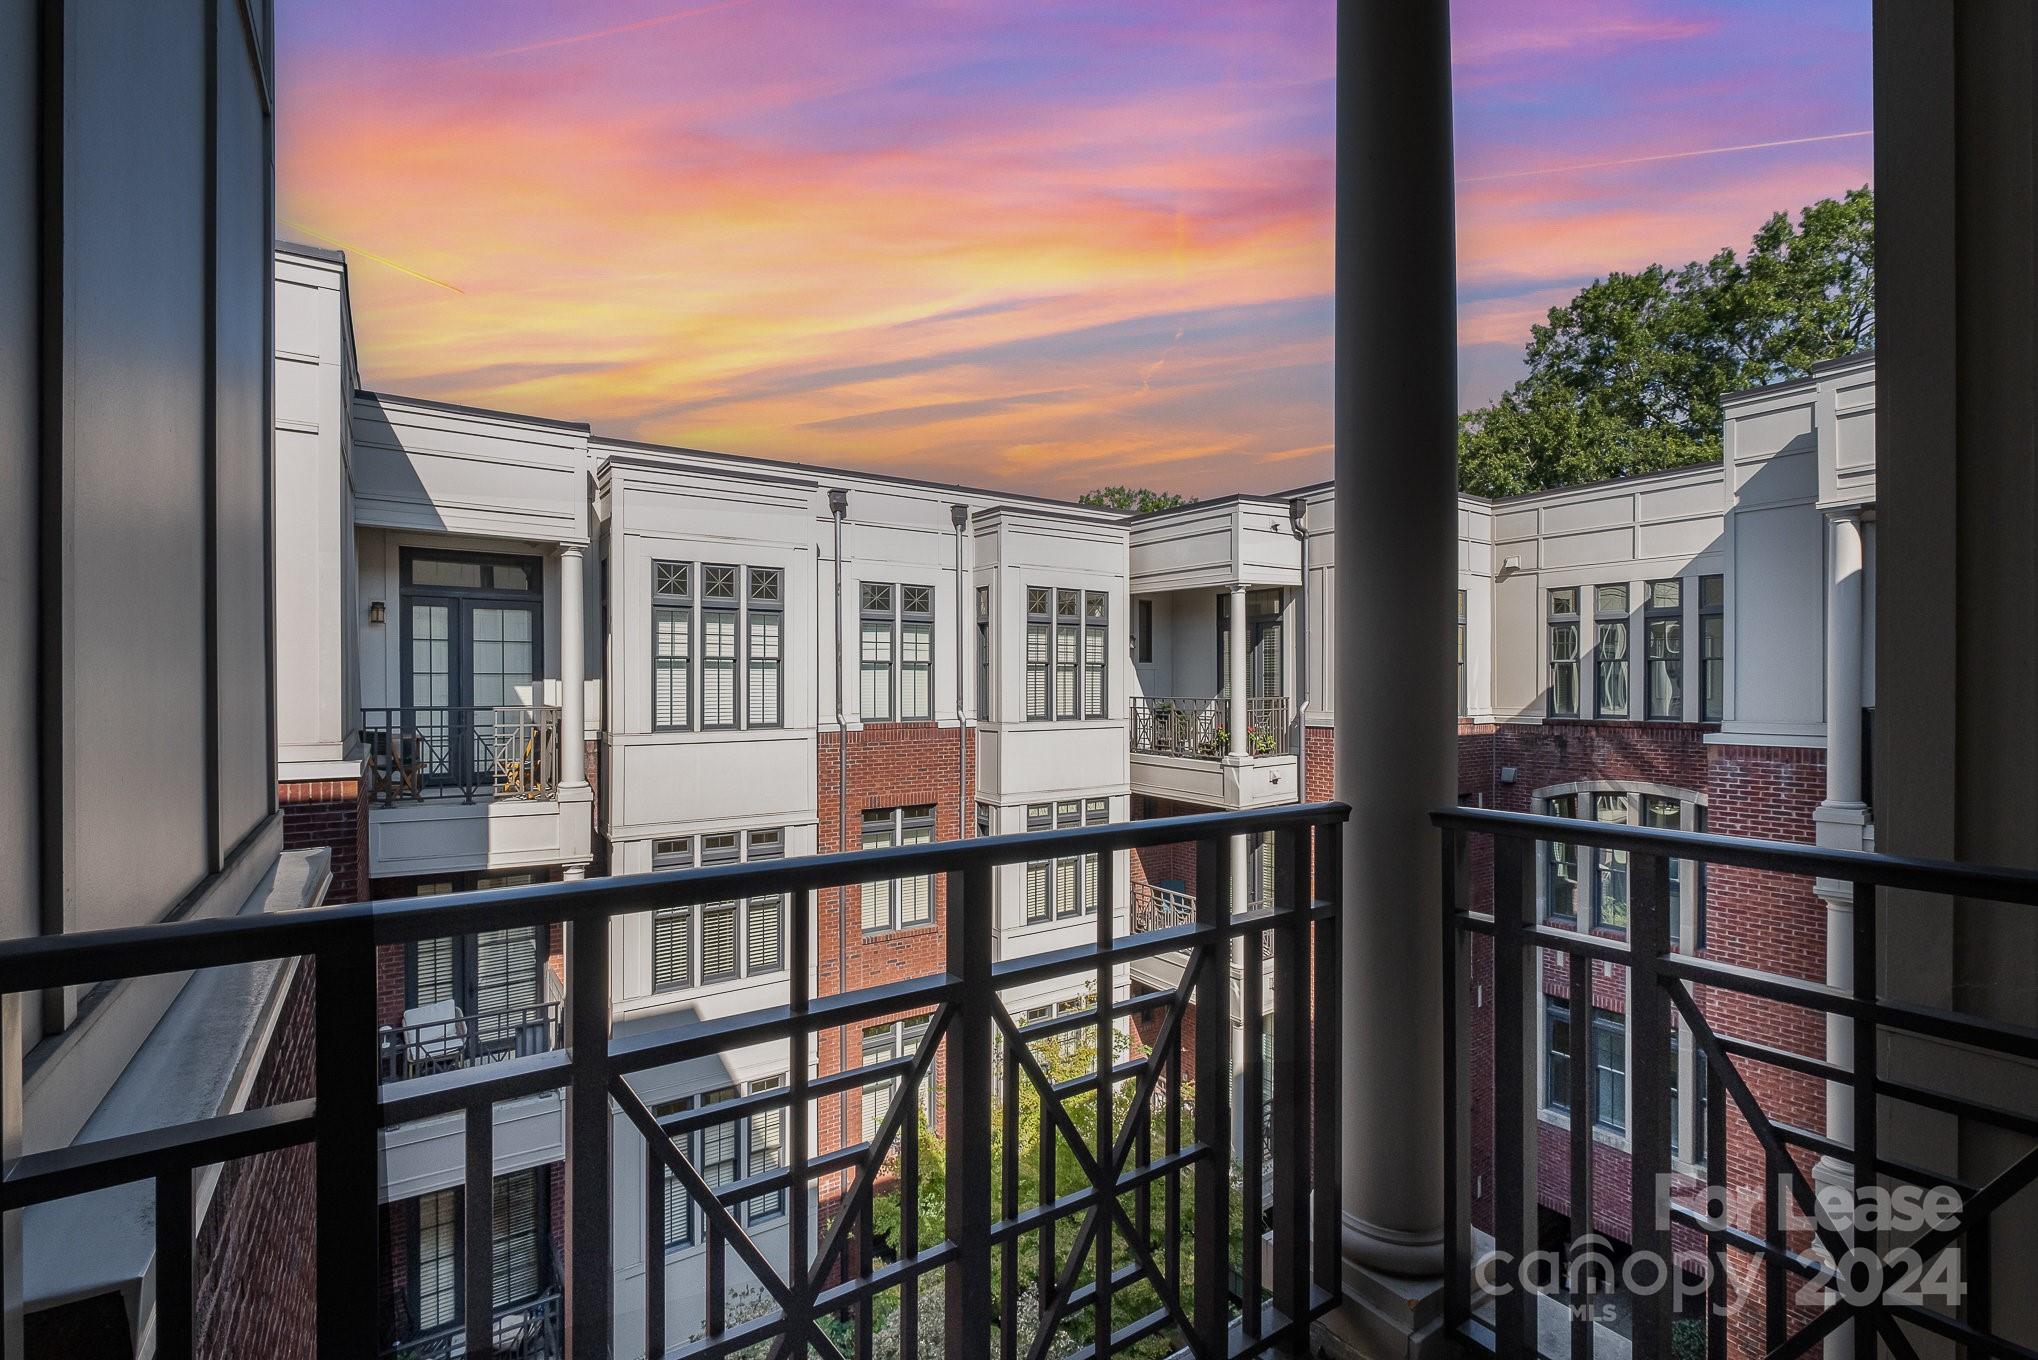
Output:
(1078, 486), (1194, 514)
(1458, 186), (1874, 497)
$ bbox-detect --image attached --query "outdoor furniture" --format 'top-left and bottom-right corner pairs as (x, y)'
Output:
(367, 726), (432, 803)
(401, 1001), (467, 1075)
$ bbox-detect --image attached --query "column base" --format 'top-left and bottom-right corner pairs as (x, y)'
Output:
(1313, 1261), (1445, 1360)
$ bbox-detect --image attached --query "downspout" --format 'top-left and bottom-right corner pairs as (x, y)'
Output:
(1289, 497), (1309, 804)
(828, 488), (849, 1158)
(951, 504), (970, 833)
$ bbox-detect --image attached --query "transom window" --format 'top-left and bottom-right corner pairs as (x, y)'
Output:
(861, 806), (936, 932)
(649, 830), (786, 992)
(652, 560), (783, 733)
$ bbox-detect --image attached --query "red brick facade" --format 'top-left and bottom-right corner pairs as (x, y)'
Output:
(193, 962), (319, 1360)
(279, 773), (370, 904)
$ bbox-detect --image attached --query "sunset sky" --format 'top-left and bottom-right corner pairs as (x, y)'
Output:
(276, 0), (1872, 500)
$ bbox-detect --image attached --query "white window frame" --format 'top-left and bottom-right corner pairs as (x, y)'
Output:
(860, 806), (936, 933)
(648, 830), (788, 993)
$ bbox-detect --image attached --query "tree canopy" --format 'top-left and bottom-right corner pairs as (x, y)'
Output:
(1457, 186), (1874, 498)
(1078, 486), (1193, 514)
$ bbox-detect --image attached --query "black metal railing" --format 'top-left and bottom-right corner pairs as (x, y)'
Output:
(1435, 805), (2038, 1360)
(382, 1288), (562, 1359)
(0, 802), (1346, 1359)
(364, 705), (562, 805)
(378, 1001), (562, 1083)
(1129, 697), (1292, 761)
(1129, 881), (1197, 934)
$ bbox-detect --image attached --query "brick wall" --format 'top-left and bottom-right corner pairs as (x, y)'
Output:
(193, 961), (318, 1360)
(1450, 723), (1831, 1357)
(279, 773), (369, 903)
(814, 722), (969, 1202)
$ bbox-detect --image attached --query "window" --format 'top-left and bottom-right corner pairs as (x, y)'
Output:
(747, 568), (783, 728)
(1644, 579), (1682, 720)
(1644, 796), (1684, 947)
(861, 806), (935, 932)
(698, 834), (741, 984)
(491, 1169), (545, 1308)
(1592, 792), (1630, 932)
(1083, 593), (1108, 718)
(1699, 574), (1725, 722)
(1594, 585), (1629, 718)
(861, 1015), (936, 1145)
(1024, 587), (1051, 720)
(653, 561), (691, 731)
(415, 1188), (459, 1331)
(1545, 1002), (1626, 1133)
(1023, 800), (1105, 922)
(1456, 589), (1468, 717)
(975, 802), (991, 840)
(900, 585), (934, 721)
(1547, 588), (1580, 717)
(655, 1080), (787, 1247)
(1054, 589), (1080, 719)
(1543, 1002), (1571, 1117)
(1249, 830), (1275, 907)
(1136, 598), (1153, 664)
(1591, 1012), (1627, 1134)
(701, 565), (740, 728)
(976, 586), (990, 720)
(1543, 794), (1579, 922)
(650, 831), (787, 991)
(746, 830), (784, 975)
(859, 583), (895, 721)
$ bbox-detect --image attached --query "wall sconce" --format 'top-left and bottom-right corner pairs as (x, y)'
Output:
(368, 600), (386, 625)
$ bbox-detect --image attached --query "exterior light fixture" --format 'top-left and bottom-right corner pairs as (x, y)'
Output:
(368, 600), (386, 625)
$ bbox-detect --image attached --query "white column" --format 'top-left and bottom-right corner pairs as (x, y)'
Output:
(1825, 511), (1865, 809)
(559, 545), (587, 790)
(1227, 584), (1249, 758)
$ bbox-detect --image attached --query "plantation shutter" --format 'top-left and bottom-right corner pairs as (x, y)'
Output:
(700, 904), (739, 982)
(411, 938), (456, 1008)
(491, 1170), (544, 1307)
(474, 928), (541, 1046)
(652, 907), (692, 992)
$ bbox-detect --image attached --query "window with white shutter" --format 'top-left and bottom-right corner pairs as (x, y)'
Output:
(415, 1189), (459, 1332)
(491, 1169), (544, 1307)
(747, 568), (783, 728)
(1024, 588), (1050, 719)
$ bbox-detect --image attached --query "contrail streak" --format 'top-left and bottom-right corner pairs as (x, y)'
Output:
(448, 0), (754, 63)
(1460, 129), (1872, 183)
(281, 221), (465, 294)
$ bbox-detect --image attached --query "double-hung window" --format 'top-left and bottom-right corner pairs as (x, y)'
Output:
(700, 566), (740, 728)
(1082, 592), (1108, 717)
(1054, 590), (1080, 719)
(1547, 588), (1580, 717)
(1643, 795), (1683, 946)
(1698, 574), (1725, 721)
(1543, 793), (1579, 922)
(656, 1077), (788, 1248)
(1591, 792), (1630, 932)
(900, 585), (934, 721)
(1543, 1002), (1626, 1133)
(976, 586), (991, 720)
(1644, 579), (1682, 719)
(698, 834), (741, 985)
(861, 806), (935, 932)
(1024, 588), (1052, 719)
(1456, 589), (1468, 717)
(653, 562), (692, 730)
(1023, 799), (1107, 921)
(414, 1188), (460, 1331)
(859, 583), (934, 722)
(859, 583), (895, 721)
(650, 831), (786, 991)
(1594, 585), (1630, 717)
(860, 1015), (935, 1145)
(747, 568), (783, 727)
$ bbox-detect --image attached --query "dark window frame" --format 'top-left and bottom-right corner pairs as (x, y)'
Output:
(1644, 578), (1683, 720)
(1594, 583), (1630, 718)
(1699, 573), (1725, 722)
(1547, 587), (1580, 718)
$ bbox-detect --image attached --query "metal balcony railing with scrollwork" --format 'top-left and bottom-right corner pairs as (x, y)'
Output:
(1434, 805), (2038, 1360)
(0, 801), (1348, 1359)
(1245, 696), (1293, 756)
(378, 1001), (562, 1083)
(380, 1287), (562, 1359)
(1129, 696), (1292, 761)
(364, 705), (562, 806)
(1130, 881), (1197, 934)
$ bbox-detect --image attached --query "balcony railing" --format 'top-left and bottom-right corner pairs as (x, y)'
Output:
(378, 1001), (562, 1083)
(0, 801), (1346, 1359)
(1129, 696), (1292, 760)
(1130, 881), (1197, 934)
(381, 1287), (562, 1359)
(364, 705), (562, 805)
(1434, 805), (2038, 1360)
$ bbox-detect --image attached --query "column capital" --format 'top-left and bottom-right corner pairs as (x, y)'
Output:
(558, 543), (586, 560)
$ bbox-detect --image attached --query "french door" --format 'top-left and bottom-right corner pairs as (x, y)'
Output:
(401, 549), (543, 790)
